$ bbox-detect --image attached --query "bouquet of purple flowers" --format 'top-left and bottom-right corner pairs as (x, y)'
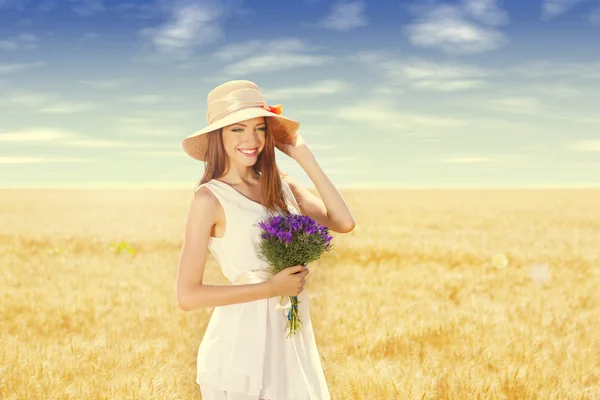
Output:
(255, 213), (333, 338)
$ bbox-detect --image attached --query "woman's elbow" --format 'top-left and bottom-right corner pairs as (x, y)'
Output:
(177, 291), (190, 311)
(338, 220), (356, 233)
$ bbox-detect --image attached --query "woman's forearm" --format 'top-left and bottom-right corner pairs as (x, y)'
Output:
(179, 281), (274, 311)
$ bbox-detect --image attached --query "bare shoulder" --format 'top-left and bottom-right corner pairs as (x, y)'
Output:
(190, 185), (218, 224)
(193, 184), (216, 203)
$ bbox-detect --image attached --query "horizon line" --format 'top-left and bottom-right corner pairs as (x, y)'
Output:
(1, 183), (600, 190)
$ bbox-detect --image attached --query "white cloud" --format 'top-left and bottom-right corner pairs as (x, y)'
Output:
(438, 153), (536, 168)
(415, 79), (487, 91)
(0, 33), (40, 51)
(0, 157), (92, 164)
(213, 39), (262, 61)
(317, 168), (362, 175)
(17, 18), (33, 27)
(570, 140), (600, 151)
(0, 91), (53, 108)
(318, 0), (368, 31)
(0, 127), (179, 148)
(354, 52), (492, 92)
(78, 78), (128, 89)
(138, 0), (227, 61)
(65, 139), (139, 148)
(591, 6), (600, 24)
(213, 38), (310, 62)
(36, 0), (56, 12)
(67, 0), (106, 16)
(461, 0), (510, 26)
(0, 89), (98, 113)
(0, 128), (75, 142)
(67, 139), (180, 149)
(116, 117), (184, 137)
(0, 61), (45, 74)
(40, 102), (98, 114)
(520, 83), (582, 98)
(17, 33), (39, 42)
(276, 142), (336, 152)
(262, 79), (348, 100)
(0, 40), (18, 51)
(112, 1), (174, 20)
(404, 1), (510, 54)
(486, 96), (545, 114)
(541, 0), (595, 20)
(125, 150), (183, 157)
(0, 0), (28, 11)
(369, 85), (406, 95)
(121, 109), (188, 119)
(120, 94), (184, 104)
(320, 156), (361, 163)
(326, 100), (470, 131)
(217, 38), (333, 75)
(80, 32), (100, 41)
(508, 60), (600, 79)
(450, 93), (600, 124)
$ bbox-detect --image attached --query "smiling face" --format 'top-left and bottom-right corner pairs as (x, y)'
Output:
(221, 116), (266, 167)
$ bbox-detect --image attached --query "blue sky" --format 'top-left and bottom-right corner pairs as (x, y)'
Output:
(1, 0), (599, 189)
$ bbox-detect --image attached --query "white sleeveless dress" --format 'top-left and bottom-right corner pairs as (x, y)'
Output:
(195, 177), (331, 400)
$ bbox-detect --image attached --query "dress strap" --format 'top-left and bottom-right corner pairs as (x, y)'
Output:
(195, 180), (229, 206)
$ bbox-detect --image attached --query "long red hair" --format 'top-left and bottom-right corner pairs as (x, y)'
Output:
(194, 117), (291, 215)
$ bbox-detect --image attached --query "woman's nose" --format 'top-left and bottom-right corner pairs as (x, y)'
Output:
(242, 130), (261, 142)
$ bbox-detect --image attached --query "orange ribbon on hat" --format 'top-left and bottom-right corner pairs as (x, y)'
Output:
(262, 104), (283, 115)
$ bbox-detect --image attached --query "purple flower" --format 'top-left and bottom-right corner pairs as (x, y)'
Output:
(256, 212), (333, 264)
(255, 212), (333, 339)
(284, 231), (293, 245)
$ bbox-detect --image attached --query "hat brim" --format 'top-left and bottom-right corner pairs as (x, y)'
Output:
(182, 107), (300, 161)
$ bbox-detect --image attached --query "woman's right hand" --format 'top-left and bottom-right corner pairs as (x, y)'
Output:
(269, 265), (309, 297)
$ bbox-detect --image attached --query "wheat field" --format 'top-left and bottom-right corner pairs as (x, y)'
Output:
(1, 187), (599, 399)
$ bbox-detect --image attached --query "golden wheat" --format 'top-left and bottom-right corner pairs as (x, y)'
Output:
(1, 188), (599, 399)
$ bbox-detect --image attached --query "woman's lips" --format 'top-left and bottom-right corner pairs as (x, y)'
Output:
(238, 148), (257, 156)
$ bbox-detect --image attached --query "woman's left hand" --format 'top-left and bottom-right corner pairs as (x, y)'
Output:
(274, 132), (308, 160)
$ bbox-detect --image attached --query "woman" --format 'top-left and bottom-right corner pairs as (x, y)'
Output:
(177, 80), (355, 399)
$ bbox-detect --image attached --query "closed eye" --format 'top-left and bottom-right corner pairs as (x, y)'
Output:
(232, 127), (266, 132)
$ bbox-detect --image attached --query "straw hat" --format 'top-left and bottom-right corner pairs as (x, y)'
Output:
(182, 80), (300, 161)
